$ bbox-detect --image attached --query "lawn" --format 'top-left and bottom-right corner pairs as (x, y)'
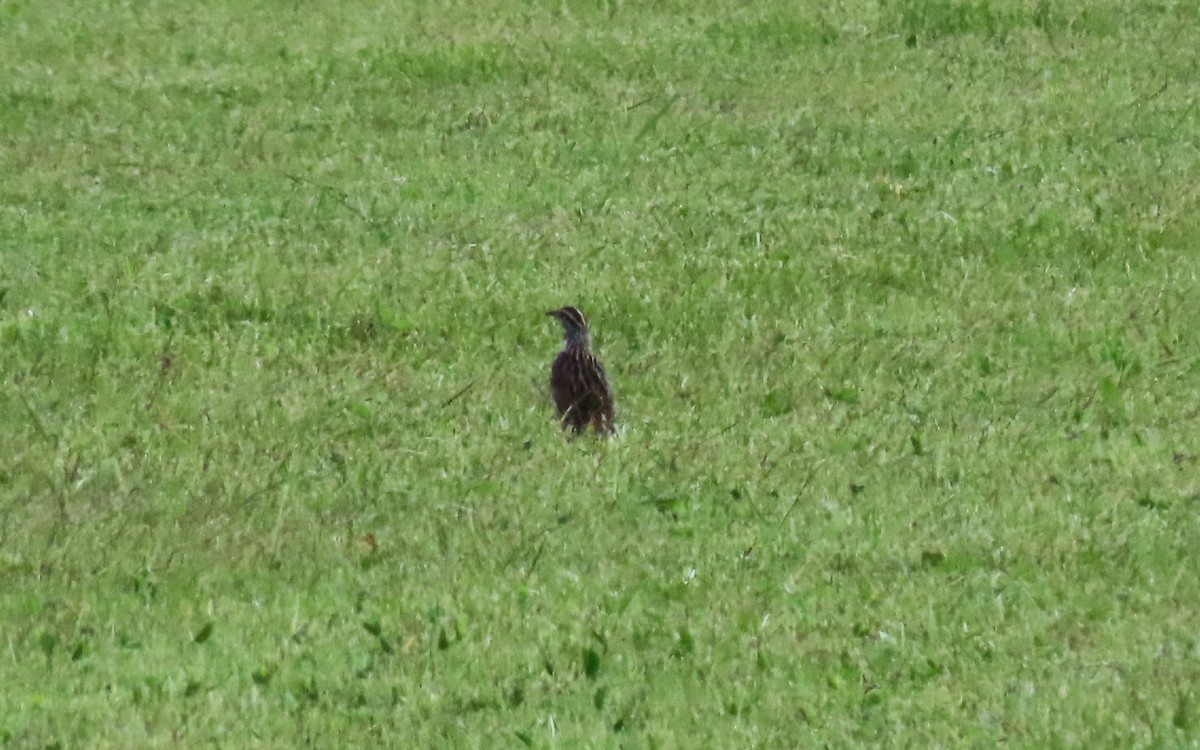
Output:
(2, 0), (1199, 746)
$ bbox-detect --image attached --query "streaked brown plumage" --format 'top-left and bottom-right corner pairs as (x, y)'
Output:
(547, 306), (614, 436)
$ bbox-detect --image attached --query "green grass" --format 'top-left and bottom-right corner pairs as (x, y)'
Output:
(3, 0), (1200, 746)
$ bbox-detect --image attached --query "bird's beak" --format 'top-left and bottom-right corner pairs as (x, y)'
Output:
(546, 310), (557, 317)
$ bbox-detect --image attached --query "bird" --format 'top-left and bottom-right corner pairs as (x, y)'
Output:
(547, 306), (615, 436)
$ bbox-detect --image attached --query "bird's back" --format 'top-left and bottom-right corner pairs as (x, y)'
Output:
(550, 345), (614, 434)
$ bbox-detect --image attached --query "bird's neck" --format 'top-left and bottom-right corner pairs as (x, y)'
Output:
(562, 329), (590, 350)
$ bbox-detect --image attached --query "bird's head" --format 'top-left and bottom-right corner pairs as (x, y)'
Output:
(548, 306), (590, 346)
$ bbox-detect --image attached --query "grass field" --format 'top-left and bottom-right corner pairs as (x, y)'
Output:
(3, 0), (1200, 746)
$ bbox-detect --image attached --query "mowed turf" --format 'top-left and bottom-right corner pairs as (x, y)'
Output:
(2, 0), (1199, 746)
